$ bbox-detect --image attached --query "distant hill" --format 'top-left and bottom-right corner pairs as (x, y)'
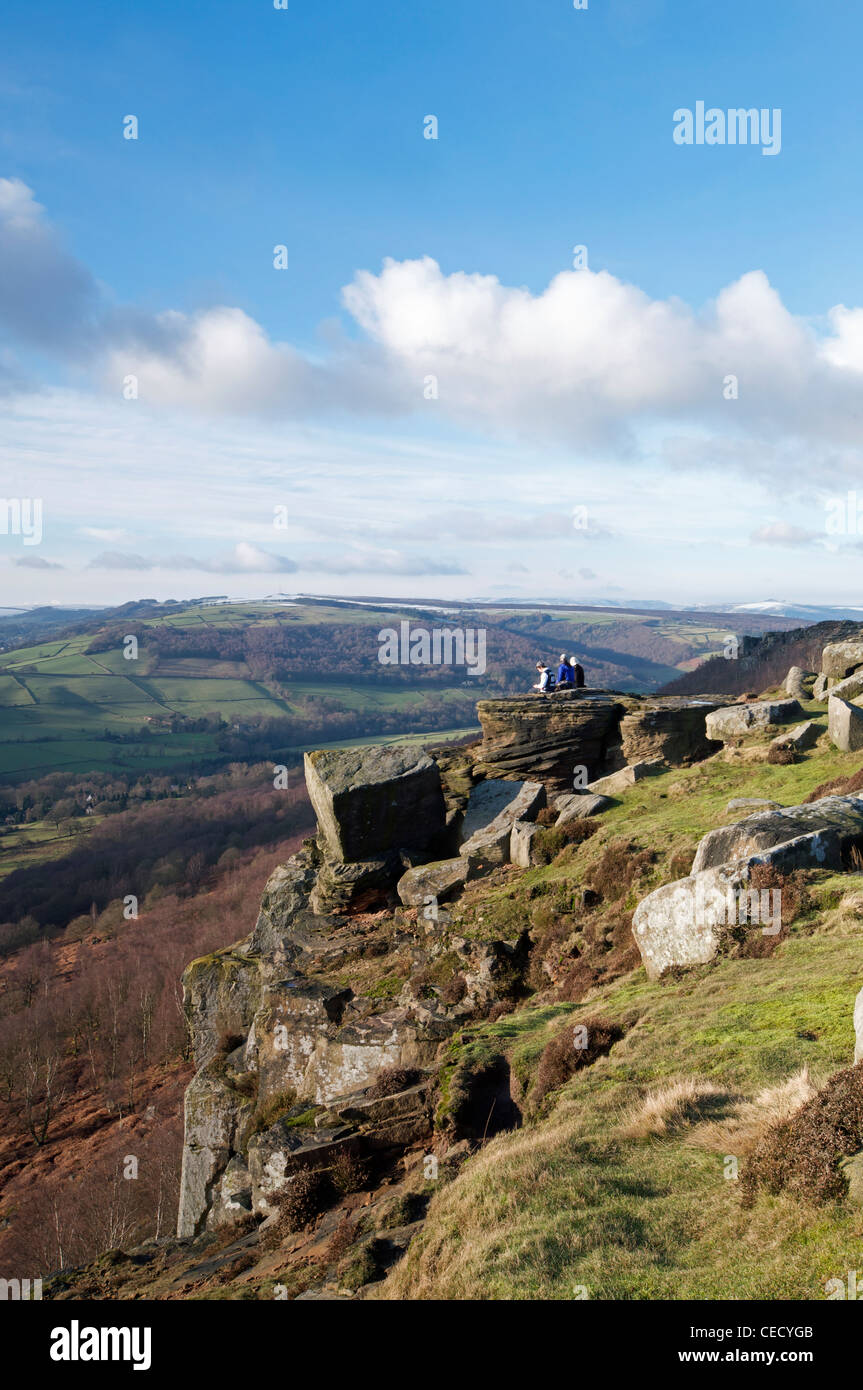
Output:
(660, 620), (863, 697)
(0, 595), (805, 787)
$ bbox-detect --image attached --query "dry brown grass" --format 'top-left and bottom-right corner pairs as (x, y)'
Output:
(687, 1068), (816, 1155)
(619, 1078), (737, 1140)
(619, 1068), (817, 1153)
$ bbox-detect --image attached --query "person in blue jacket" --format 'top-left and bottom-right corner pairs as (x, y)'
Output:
(557, 654), (574, 687)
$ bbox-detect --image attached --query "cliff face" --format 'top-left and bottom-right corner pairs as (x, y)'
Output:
(474, 690), (721, 792)
(176, 689), (728, 1244)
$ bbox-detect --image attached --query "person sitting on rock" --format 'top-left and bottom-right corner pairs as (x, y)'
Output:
(533, 661), (552, 692)
(557, 653), (574, 687)
(570, 656), (585, 688)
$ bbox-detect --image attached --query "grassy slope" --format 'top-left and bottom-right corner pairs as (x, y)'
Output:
(0, 606), (482, 782)
(381, 709), (863, 1301)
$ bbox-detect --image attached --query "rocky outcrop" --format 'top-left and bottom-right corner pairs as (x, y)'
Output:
(705, 699), (802, 741)
(458, 779), (545, 865)
(618, 698), (722, 766)
(474, 691), (623, 793)
(633, 832), (835, 980)
(176, 689), (749, 1242)
(828, 696), (863, 752)
(304, 746), (446, 862)
(692, 794), (863, 874)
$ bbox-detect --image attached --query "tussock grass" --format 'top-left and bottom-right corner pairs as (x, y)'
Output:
(619, 1078), (738, 1140)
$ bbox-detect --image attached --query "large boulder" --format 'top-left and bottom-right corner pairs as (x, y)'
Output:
(855, 986), (863, 1065)
(828, 696), (863, 752)
(473, 692), (623, 793)
(705, 699), (802, 742)
(304, 745), (446, 862)
(784, 667), (813, 699)
(588, 760), (664, 796)
(821, 641), (863, 681)
(458, 779), (545, 864)
(813, 673), (829, 701)
(554, 792), (612, 824)
(692, 794), (863, 874)
(633, 833), (839, 979)
(397, 856), (470, 907)
(618, 698), (722, 766)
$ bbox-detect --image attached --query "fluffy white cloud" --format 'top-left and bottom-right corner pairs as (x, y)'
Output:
(5, 180), (863, 464)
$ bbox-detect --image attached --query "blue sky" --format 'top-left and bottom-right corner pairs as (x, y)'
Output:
(2, 0), (863, 605)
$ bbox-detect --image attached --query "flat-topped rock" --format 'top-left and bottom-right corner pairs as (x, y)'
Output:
(821, 641), (863, 680)
(692, 793), (863, 874)
(771, 720), (819, 752)
(618, 698), (722, 766)
(705, 699), (802, 741)
(304, 744), (445, 862)
(473, 692), (622, 794)
(459, 778), (544, 840)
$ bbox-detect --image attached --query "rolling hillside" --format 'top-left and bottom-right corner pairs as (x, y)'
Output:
(0, 597), (800, 786)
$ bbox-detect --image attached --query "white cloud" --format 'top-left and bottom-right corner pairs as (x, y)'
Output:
(88, 544), (298, 574)
(750, 522), (820, 547)
(5, 182), (863, 466)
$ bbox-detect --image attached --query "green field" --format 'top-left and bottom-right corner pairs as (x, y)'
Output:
(0, 610), (481, 782)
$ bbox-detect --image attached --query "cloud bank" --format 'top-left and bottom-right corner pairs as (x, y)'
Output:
(3, 178), (863, 471)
